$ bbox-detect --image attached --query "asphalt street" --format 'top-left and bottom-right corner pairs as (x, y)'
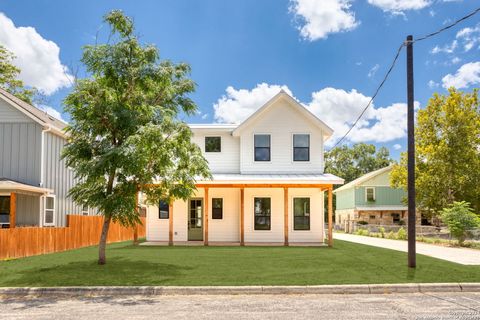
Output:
(1, 292), (480, 319)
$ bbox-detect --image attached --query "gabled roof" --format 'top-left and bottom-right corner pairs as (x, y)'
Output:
(0, 87), (67, 136)
(231, 90), (334, 139)
(333, 165), (393, 193)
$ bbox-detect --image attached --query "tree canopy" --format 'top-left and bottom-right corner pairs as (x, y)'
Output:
(325, 143), (392, 184)
(391, 88), (480, 215)
(0, 45), (36, 104)
(62, 10), (211, 264)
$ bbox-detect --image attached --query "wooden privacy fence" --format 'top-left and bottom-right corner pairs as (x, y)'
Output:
(0, 215), (146, 260)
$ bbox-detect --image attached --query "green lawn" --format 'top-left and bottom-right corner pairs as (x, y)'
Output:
(1, 240), (479, 287)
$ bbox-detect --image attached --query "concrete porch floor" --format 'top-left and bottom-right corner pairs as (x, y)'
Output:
(140, 241), (326, 247)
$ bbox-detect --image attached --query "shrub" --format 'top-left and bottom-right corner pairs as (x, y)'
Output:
(355, 228), (369, 236)
(386, 231), (396, 239)
(440, 201), (480, 245)
(379, 227), (385, 238)
(397, 227), (407, 240)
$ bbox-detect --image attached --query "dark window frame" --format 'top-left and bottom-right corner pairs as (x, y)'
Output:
(293, 134), (310, 162)
(212, 198), (223, 219)
(254, 197), (271, 230)
(254, 134), (271, 162)
(205, 136), (221, 153)
(293, 197), (310, 231)
(159, 200), (170, 219)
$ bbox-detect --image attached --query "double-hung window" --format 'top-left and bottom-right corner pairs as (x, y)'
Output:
(365, 187), (375, 202)
(205, 136), (221, 152)
(159, 200), (169, 219)
(43, 195), (55, 226)
(293, 197), (310, 230)
(82, 204), (89, 216)
(212, 198), (223, 219)
(254, 134), (270, 161)
(254, 197), (271, 230)
(293, 134), (310, 161)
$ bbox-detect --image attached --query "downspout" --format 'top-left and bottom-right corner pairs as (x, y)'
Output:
(40, 125), (52, 187)
(39, 125), (52, 227)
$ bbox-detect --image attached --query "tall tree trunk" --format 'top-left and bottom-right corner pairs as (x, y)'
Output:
(98, 214), (112, 265)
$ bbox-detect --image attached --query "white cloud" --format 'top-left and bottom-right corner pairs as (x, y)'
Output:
(213, 83), (292, 123)
(37, 105), (66, 122)
(214, 84), (416, 145)
(442, 62), (480, 89)
(0, 12), (73, 95)
(451, 57), (461, 65)
(367, 0), (432, 14)
(431, 40), (457, 54)
(428, 80), (439, 89)
(201, 113), (208, 120)
(393, 144), (402, 150)
(456, 23), (480, 52)
(289, 0), (359, 41)
(368, 64), (380, 78)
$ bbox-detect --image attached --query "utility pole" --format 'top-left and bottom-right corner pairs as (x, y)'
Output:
(406, 35), (416, 268)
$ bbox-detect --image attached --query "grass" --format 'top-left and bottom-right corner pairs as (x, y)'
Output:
(0, 240), (479, 287)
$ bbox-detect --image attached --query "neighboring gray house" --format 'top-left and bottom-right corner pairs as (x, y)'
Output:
(0, 88), (87, 228)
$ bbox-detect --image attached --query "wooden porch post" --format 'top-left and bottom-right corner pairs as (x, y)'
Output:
(169, 201), (174, 246)
(328, 187), (333, 247)
(204, 187), (209, 246)
(240, 188), (244, 246)
(133, 191), (139, 245)
(9, 192), (16, 229)
(284, 187), (289, 246)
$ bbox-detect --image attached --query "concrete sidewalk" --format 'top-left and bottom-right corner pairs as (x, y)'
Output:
(334, 233), (480, 265)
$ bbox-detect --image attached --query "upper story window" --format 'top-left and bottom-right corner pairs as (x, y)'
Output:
(365, 187), (376, 202)
(293, 134), (310, 161)
(205, 136), (221, 152)
(254, 134), (271, 162)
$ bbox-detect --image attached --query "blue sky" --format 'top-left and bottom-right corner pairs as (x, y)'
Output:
(1, 0), (479, 159)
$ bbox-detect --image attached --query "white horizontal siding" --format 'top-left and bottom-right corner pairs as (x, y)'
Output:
(239, 101), (325, 174)
(191, 131), (240, 173)
(148, 188), (325, 243)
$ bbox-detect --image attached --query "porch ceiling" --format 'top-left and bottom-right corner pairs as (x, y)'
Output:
(0, 179), (53, 195)
(195, 173), (344, 187)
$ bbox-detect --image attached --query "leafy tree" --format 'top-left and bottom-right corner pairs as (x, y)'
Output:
(0, 45), (36, 104)
(391, 89), (480, 216)
(325, 143), (392, 183)
(62, 10), (211, 265)
(440, 201), (480, 245)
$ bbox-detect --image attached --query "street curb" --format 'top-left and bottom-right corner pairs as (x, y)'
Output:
(0, 283), (478, 297)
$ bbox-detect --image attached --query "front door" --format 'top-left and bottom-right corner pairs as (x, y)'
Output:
(188, 199), (203, 241)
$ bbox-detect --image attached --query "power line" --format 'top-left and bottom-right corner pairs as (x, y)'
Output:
(330, 43), (405, 149)
(330, 6), (480, 150)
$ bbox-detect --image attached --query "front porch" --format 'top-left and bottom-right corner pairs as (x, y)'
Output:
(145, 174), (342, 247)
(0, 179), (53, 228)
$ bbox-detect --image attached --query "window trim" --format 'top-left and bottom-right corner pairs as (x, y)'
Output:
(211, 198), (223, 220)
(158, 200), (170, 219)
(253, 196), (272, 231)
(292, 133), (310, 162)
(42, 195), (56, 227)
(205, 136), (222, 153)
(253, 133), (271, 162)
(292, 197), (311, 231)
(365, 187), (376, 202)
(81, 203), (89, 216)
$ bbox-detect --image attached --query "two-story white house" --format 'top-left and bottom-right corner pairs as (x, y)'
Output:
(145, 90), (344, 246)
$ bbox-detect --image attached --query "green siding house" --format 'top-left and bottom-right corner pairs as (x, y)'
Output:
(333, 166), (408, 231)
